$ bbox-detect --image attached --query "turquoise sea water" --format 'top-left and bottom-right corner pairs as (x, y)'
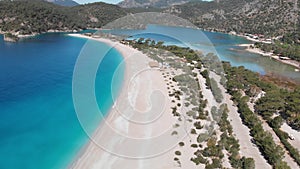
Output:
(0, 33), (124, 169)
(109, 25), (300, 81)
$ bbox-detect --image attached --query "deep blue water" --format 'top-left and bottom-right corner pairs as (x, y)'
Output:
(108, 25), (300, 81)
(0, 33), (124, 169)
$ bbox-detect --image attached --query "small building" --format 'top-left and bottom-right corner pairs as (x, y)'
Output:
(279, 56), (290, 60)
(149, 61), (160, 68)
(84, 33), (92, 37)
(229, 31), (237, 35)
(92, 34), (101, 38)
(192, 61), (198, 64)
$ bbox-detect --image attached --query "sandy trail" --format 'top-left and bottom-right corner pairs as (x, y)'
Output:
(281, 123), (300, 152)
(210, 72), (272, 169)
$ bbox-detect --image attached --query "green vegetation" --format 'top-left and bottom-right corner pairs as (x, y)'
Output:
(223, 62), (300, 168)
(218, 104), (255, 169)
(255, 33), (300, 61)
(73, 2), (127, 28)
(200, 53), (224, 75)
(0, 0), (127, 34)
(119, 0), (190, 8)
(175, 151), (182, 156)
(167, 0), (299, 37)
(125, 39), (300, 168)
(192, 104), (255, 169)
(47, 0), (78, 7)
(127, 39), (209, 122)
(167, 0), (300, 62)
(255, 85), (300, 131)
(210, 78), (223, 103)
(179, 142), (185, 147)
(129, 39), (202, 62)
(200, 70), (210, 89)
(223, 62), (300, 131)
(274, 129), (300, 166)
(4, 33), (19, 42)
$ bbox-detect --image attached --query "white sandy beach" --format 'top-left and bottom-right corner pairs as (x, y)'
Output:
(68, 34), (194, 169)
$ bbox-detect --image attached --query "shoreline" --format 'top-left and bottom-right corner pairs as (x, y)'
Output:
(238, 43), (300, 70)
(3, 26), (299, 71)
(0, 29), (83, 42)
(68, 34), (180, 169)
(68, 33), (299, 168)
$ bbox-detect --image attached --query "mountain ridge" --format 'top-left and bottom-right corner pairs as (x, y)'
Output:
(166, 0), (299, 37)
(45, 0), (78, 6)
(118, 0), (192, 8)
(0, 0), (127, 35)
(0, 0), (299, 39)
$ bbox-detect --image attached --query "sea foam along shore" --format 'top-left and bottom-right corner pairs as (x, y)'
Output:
(67, 34), (185, 169)
(239, 44), (300, 70)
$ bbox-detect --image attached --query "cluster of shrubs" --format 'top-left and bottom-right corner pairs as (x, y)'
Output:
(224, 64), (291, 168)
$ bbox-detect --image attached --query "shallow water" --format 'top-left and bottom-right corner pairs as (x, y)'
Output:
(109, 24), (300, 82)
(0, 33), (124, 169)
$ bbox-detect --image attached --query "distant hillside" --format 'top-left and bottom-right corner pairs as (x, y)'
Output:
(1, 0), (299, 39)
(166, 0), (300, 37)
(45, 0), (78, 6)
(118, 0), (191, 8)
(72, 2), (127, 28)
(0, 0), (127, 35)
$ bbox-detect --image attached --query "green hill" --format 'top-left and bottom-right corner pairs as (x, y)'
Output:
(1, 0), (299, 41)
(45, 0), (79, 7)
(166, 0), (299, 37)
(0, 0), (127, 35)
(118, 0), (192, 8)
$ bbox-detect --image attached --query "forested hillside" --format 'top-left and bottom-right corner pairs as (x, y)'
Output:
(0, 0), (127, 35)
(1, 0), (299, 42)
(72, 2), (127, 28)
(166, 0), (299, 37)
(45, 0), (79, 7)
(118, 0), (190, 8)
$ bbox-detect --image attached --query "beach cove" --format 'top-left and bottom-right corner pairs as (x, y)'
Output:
(0, 33), (124, 169)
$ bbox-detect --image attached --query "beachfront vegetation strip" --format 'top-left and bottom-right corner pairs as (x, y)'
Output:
(192, 104), (256, 169)
(127, 39), (227, 168)
(223, 62), (300, 168)
(223, 63), (300, 131)
(273, 128), (300, 166)
(218, 104), (255, 169)
(125, 38), (300, 168)
(254, 32), (300, 61)
(128, 39), (258, 168)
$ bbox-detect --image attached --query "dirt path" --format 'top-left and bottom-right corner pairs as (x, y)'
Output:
(210, 72), (271, 169)
(248, 102), (300, 169)
(281, 123), (300, 153)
